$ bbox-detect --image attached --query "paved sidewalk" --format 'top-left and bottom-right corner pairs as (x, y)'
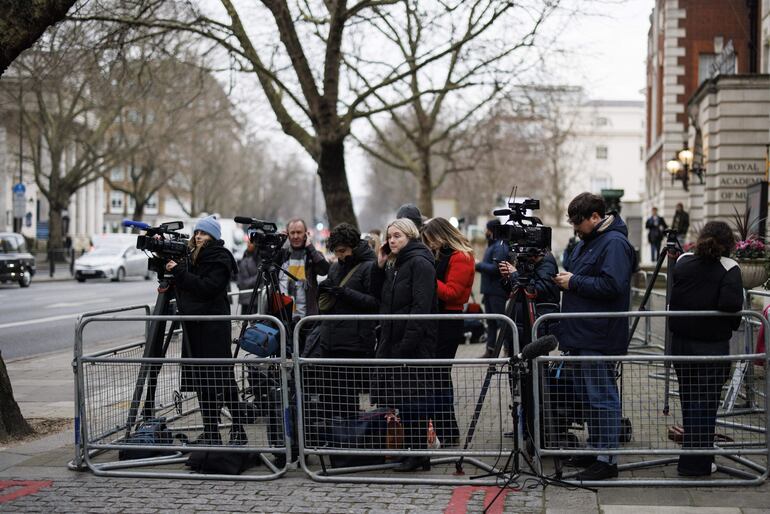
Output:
(1, 344), (769, 513)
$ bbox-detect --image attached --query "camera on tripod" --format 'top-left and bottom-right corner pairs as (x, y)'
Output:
(492, 198), (552, 253)
(122, 220), (190, 277)
(234, 216), (287, 262)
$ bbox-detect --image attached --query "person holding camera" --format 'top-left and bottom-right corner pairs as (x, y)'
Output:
(166, 215), (246, 445)
(669, 221), (742, 477)
(308, 223), (379, 418)
(371, 218), (437, 472)
(421, 217), (475, 446)
(278, 218), (331, 320)
(498, 250), (560, 343)
(552, 193), (636, 481)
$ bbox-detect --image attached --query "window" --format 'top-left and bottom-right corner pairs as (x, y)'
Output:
(110, 191), (124, 212)
(698, 53), (717, 85)
(590, 177), (611, 192)
(596, 145), (608, 160)
(110, 167), (124, 181)
(595, 117), (609, 127)
(639, 146), (645, 161)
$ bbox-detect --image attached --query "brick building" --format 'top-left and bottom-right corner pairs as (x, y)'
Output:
(644, 0), (769, 259)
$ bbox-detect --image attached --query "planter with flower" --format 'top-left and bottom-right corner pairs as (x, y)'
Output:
(729, 205), (769, 289)
(733, 238), (769, 289)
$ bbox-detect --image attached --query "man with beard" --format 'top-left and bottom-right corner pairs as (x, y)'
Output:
(552, 192), (636, 481)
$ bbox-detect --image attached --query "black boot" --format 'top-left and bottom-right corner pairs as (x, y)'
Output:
(394, 456), (431, 472)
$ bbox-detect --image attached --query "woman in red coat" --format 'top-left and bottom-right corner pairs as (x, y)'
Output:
(421, 217), (475, 445)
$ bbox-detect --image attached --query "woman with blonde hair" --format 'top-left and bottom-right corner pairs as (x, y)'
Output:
(421, 217), (475, 446)
(371, 217), (437, 471)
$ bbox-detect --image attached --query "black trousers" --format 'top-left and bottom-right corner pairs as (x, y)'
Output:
(674, 361), (731, 473)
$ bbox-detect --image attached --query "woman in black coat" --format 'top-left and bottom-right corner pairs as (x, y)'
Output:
(371, 218), (438, 472)
(669, 221), (743, 476)
(167, 216), (244, 445)
(309, 223), (378, 418)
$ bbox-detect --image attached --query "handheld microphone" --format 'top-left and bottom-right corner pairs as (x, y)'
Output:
(519, 335), (558, 361)
(122, 219), (151, 230)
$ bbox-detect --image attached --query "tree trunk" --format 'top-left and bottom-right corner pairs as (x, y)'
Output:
(132, 202), (145, 224)
(0, 351), (33, 441)
(317, 139), (357, 228)
(417, 159), (433, 218)
(48, 205), (64, 253)
(0, 0), (77, 77)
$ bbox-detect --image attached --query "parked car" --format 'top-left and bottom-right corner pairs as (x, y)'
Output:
(0, 232), (35, 287)
(74, 243), (151, 282)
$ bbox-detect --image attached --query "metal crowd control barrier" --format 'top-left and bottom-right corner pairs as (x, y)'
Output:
(293, 313), (522, 485)
(73, 313), (291, 480)
(629, 270), (668, 353)
(531, 310), (769, 487)
(71, 303), (153, 471)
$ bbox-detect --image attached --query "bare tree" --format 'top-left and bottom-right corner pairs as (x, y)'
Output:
(0, 0), (77, 77)
(430, 86), (585, 226)
(353, 0), (560, 217)
(1, 21), (143, 251)
(71, 0), (546, 228)
(108, 55), (228, 222)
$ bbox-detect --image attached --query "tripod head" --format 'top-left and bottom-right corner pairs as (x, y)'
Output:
(663, 229), (683, 258)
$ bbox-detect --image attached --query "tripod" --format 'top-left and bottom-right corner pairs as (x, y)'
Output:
(457, 255), (558, 482)
(233, 251), (297, 358)
(125, 258), (185, 438)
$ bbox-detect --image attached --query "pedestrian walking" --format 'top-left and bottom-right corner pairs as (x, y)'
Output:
(645, 207), (668, 261)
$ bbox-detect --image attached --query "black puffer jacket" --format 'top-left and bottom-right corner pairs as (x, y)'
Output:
(171, 240), (238, 391)
(172, 240), (238, 357)
(315, 240), (378, 357)
(371, 239), (438, 359)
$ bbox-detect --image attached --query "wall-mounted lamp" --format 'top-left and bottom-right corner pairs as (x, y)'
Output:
(665, 147), (704, 191)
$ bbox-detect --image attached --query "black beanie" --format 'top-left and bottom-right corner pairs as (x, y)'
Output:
(396, 203), (422, 229)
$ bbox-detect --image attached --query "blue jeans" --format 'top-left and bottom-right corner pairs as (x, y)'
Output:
(650, 242), (660, 262)
(483, 295), (508, 352)
(573, 349), (621, 464)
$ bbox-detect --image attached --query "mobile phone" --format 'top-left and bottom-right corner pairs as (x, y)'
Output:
(382, 242), (391, 254)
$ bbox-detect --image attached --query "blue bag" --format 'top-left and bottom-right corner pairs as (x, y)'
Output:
(239, 322), (280, 357)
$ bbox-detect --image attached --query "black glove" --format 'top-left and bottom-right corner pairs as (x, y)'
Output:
(327, 285), (345, 296)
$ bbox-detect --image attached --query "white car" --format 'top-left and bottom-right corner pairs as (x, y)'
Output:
(74, 244), (151, 282)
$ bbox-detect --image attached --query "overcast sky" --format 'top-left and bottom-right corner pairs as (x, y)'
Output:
(552, 0), (651, 101)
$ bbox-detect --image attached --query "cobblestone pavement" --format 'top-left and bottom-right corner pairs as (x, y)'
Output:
(0, 475), (544, 513)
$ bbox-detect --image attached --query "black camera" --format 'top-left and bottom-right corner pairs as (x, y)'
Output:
(491, 197), (552, 254)
(123, 220), (190, 276)
(234, 216), (287, 263)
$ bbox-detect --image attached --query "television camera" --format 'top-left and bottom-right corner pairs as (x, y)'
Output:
(234, 216), (287, 263)
(491, 197), (552, 274)
(122, 219), (189, 277)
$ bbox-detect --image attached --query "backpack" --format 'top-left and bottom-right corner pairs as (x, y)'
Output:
(118, 418), (175, 461)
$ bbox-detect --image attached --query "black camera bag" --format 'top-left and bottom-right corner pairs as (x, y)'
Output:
(118, 418), (175, 461)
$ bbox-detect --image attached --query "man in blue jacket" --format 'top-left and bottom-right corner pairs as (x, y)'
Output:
(553, 192), (636, 481)
(475, 219), (510, 357)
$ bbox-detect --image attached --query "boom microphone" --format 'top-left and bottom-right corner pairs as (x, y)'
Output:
(233, 216), (254, 224)
(519, 335), (558, 361)
(122, 219), (151, 230)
